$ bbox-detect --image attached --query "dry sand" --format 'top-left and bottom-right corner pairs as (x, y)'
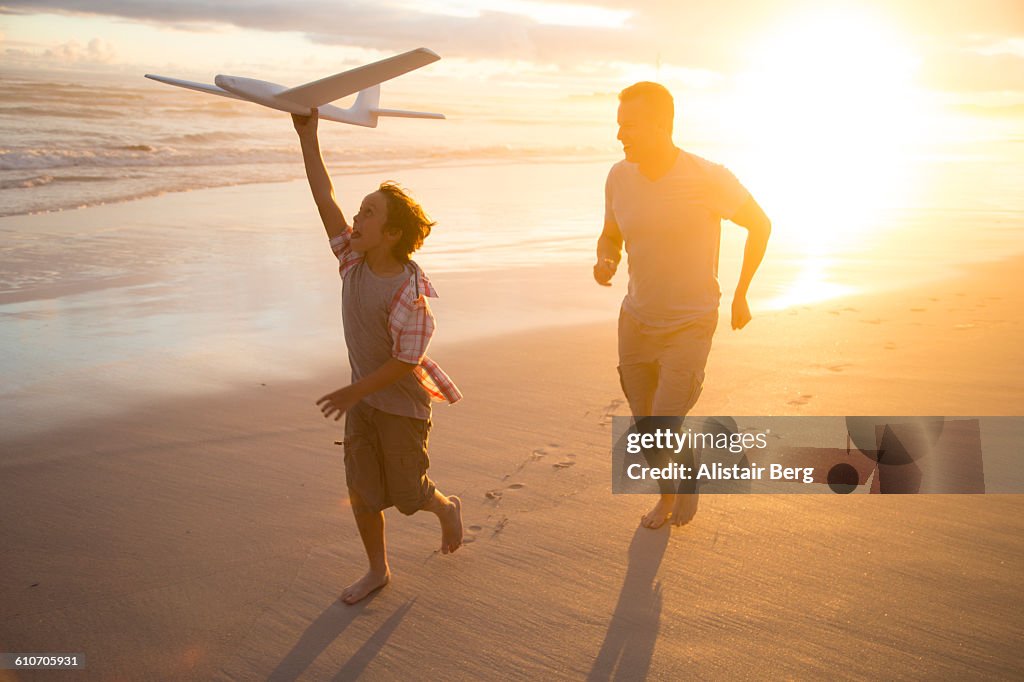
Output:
(2, 253), (1023, 680)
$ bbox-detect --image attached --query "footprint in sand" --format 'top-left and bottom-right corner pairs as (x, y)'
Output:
(502, 447), (551, 480)
(464, 524), (484, 543)
(530, 443), (578, 470)
(884, 342), (897, 350)
(823, 363), (852, 373)
(599, 399), (624, 426)
(465, 514), (512, 543)
(485, 482), (526, 502)
(788, 394), (813, 406)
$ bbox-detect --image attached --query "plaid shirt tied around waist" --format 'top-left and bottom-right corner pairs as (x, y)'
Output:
(330, 232), (462, 405)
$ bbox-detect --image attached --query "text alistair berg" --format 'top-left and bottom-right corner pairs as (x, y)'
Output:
(623, 428), (814, 484)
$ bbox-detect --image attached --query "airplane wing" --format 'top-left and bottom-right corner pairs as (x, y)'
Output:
(144, 74), (246, 101)
(279, 47), (440, 107)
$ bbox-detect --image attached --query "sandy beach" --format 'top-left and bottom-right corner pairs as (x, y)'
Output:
(2, 200), (1022, 679)
(4, 1), (1024, 677)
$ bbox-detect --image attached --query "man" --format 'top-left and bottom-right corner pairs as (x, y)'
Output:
(595, 82), (771, 529)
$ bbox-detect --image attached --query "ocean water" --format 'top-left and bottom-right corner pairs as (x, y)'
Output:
(3, 69), (1023, 285)
(0, 71), (614, 218)
(2, 70), (1024, 435)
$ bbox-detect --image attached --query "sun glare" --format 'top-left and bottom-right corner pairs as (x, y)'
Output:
(724, 8), (935, 305)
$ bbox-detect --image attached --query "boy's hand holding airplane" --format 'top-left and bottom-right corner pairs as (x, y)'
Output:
(292, 108), (319, 139)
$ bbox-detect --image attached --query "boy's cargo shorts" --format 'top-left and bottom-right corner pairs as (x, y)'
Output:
(343, 400), (435, 515)
(617, 307), (718, 418)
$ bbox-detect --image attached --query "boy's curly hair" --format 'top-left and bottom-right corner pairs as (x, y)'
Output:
(378, 181), (435, 262)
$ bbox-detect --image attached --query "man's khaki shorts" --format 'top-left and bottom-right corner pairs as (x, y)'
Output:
(617, 307), (718, 418)
(343, 400), (434, 515)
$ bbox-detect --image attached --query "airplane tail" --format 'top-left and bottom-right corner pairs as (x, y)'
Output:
(318, 84), (445, 128)
(353, 86), (381, 121)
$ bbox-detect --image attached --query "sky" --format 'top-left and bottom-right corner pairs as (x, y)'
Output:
(2, 0), (1023, 108)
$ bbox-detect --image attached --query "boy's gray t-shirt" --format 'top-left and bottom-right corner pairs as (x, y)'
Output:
(342, 262), (430, 420)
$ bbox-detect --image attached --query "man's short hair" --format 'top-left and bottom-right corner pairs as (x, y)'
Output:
(618, 81), (674, 135)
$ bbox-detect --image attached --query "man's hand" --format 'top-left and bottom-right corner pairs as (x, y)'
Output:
(593, 258), (617, 286)
(731, 294), (752, 330)
(316, 384), (361, 421)
(292, 107), (319, 140)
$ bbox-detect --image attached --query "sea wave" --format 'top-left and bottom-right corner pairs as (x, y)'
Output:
(0, 174), (114, 190)
(0, 141), (608, 173)
(0, 145), (297, 170)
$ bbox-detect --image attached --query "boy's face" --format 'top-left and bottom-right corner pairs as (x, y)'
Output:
(351, 191), (398, 255)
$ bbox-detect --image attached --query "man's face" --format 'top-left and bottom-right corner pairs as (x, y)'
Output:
(617, 98), (668, 164)
(350, 191), (395, 254)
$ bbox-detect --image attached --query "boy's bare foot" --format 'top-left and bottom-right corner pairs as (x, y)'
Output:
(440, 495), (463, 554)
(671, 492), (699, 526)
(641, 494), (675, 529)
(340, 569), (390, 605)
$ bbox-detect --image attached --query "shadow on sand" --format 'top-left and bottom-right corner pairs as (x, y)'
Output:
(588, 525), (670, 681)
(267, 595), (415, 681)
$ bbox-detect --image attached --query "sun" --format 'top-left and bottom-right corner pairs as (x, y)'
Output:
(723, 7), (935, 305)
(738, 7), (926, 149)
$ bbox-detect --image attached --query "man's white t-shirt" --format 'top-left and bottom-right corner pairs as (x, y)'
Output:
(605, 150), (750, 327)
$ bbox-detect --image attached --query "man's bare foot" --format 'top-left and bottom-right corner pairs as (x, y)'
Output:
(641, 494), (676, 529)
(340, 569), (390, 605)
(671, 492), (699, 526)
(440, 495), (463, 554)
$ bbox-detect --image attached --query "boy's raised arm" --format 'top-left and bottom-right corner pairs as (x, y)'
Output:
(292, 109), (349, 240)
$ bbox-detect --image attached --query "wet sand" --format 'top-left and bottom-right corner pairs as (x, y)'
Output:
(2, 248), (1022, 678)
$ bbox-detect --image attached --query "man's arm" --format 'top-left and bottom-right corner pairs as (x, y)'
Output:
(594, 218), (623, 286)
(729, 195), (771, 330)
(316, 359), (416, 420)
(292, 109), (348, 240)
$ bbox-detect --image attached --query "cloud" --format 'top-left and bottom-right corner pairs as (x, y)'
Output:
(0, 0), (760, 69)
(919, 47), (1024, 93)
(3, 36), (118, 69)
(3, 0), (1024, 93)
(43, 37), (117, 64)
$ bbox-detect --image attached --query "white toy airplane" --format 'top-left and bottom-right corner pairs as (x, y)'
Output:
(145, 47), (444, 128)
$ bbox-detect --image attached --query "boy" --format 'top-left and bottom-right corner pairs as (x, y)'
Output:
(293, 109), (463, 605)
